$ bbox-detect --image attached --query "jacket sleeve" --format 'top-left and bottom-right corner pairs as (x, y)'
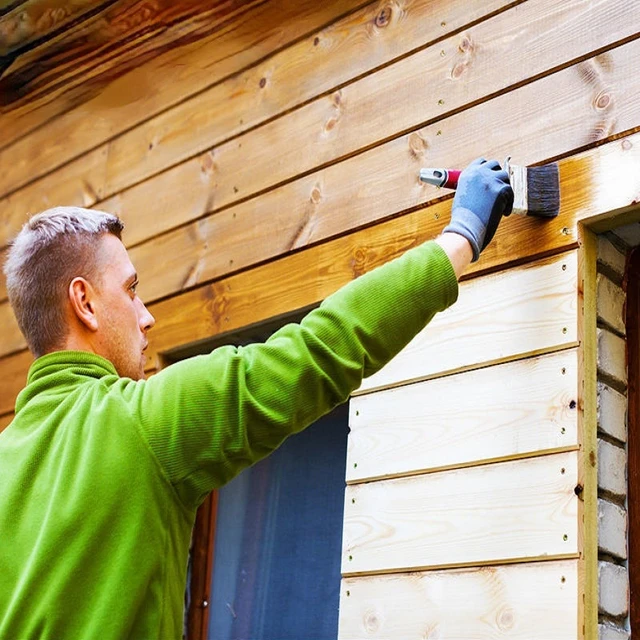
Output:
(131, 240), (458, 508)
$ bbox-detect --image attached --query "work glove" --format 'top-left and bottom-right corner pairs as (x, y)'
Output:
(443, 158), (513, 261)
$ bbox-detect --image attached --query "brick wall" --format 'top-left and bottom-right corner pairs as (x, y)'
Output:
(596, 231), (634, 640)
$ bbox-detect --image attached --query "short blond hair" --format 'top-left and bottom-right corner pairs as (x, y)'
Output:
(4, 207), (124, 357)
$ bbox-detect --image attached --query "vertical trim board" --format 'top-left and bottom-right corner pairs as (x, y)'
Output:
(357, 251), (578, 394)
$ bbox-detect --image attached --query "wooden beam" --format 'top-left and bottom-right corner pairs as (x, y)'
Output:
(338, 559), (579, 640)
(347, 349), (579, 483)
(357, 251), (578, 394)
(342, 451), (579, 576)
(0, 0), (116, 58)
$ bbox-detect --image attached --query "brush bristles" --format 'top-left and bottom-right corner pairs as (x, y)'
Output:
(525, 163), (560, 218)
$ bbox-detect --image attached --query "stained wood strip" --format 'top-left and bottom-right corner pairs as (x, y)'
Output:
(338, 559), (579, 639)
(0, 0), (518, 249)
(99, 0), (640, 249)
(0, 301), (23, 357)
(107, 34), (640, 303)
(0, 349), (31, 415)
(0, 0), (368, 198)
(347, 349), (579, 483)
(342, 451), (579, 576)
(357, 252), (578, 394)
(0, 0), (115, 57)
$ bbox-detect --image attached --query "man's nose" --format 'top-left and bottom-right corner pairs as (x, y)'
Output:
(138, 300), (156, 332)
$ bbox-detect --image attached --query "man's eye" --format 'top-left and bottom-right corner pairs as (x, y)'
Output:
(129, 283), (138, 295)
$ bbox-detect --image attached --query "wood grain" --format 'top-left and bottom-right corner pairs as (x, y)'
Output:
(357, 251), (578, 394)
(103, 34), (640, 304)
(338, 559), (579, 639)
(347, 349), (579, 483)
(342, 451), (579, 576)
(0, 0), (367, 196)
(0, 0), (116, 57)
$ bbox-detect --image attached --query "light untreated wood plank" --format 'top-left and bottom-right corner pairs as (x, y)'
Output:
(357, 251), (578, 394)
(338, 559), (579, 640)
(342, 451), (579, 576)
(107, 35), (640, 304)
(0, 0), (115, 57)
(0, 300), (24, 357)
(347, 349), (579, 483)
(102, 0), (520, 203)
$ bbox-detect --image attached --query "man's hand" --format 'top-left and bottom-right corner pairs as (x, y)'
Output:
(443, 158), (513, 262)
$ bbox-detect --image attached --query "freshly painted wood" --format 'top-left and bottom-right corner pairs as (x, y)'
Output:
(103, 0), (520, 201)
(0, 0), (115, 57)
(577, 228), (600, 640)
(347, 349), (579, 483)
(0, 300), (24, 356)
(0, 412), (14, 434)
(338, 559), (579, 639)
(357, 251), (578, 394)
(0, 0), (367, 198)
(0, 349), (31, 415)
(103, 34), (640, 302)
(99, 0), (640, 254)
(342, 451), (579, 576)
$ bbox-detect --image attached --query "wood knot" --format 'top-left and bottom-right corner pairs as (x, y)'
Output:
(259, 77), (267, 89)
(351, 247), (368, 277)
(451, 61), (468, 79)
(375, 6), (392, 28)
(325, 116), (338, 131)
(622, 139), (633, 151)
(458, 35), (473, 53)
(408, 132), (428, 159)
(363, 609), (380, 632)
(310, 186), (322, 204)
(200, 151), (216, 177)
(313, 36), (320, 46)
(332, 90), (343, 107)
(496, 606), (515, 631)
(594, 90), (612, 111)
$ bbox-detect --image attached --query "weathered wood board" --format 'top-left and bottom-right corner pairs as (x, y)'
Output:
(338, 559), (579, 639)
(347, 349), (579, 483)
(342, 451), (579, 576)
(0, 349), (32, 416)
(357, 251), (578, 394)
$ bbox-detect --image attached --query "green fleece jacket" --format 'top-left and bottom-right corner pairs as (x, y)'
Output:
(0, 241), (457, 639)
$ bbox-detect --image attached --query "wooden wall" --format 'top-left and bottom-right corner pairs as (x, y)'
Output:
(2, 0), (640, 636)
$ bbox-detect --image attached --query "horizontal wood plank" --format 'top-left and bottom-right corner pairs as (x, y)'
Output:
(0, 0), (365, 193)
(342, 451), (579, 576)
(109, 34), (640, 305)
(347, 349), (579, 483)
(339, 559), (579, 639)
(0, 413), (14, 434)
(357, 252), (578, 394)
(101, 0), (640, 252)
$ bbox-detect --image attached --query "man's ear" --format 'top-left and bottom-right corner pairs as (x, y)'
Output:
(68, 277), (99, 332)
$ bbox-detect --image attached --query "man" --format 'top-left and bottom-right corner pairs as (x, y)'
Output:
(0, 158), (512, 638)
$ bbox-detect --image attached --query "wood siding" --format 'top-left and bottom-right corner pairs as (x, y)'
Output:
(2, 0), (640, 636)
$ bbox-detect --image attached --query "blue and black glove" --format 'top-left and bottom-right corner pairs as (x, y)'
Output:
(443, 158), (513, 261)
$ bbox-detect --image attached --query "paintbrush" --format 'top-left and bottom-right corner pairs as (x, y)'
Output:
(419, 159), (559, 218)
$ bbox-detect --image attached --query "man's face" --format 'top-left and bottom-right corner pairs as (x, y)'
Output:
(93, 234), (155, 380)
